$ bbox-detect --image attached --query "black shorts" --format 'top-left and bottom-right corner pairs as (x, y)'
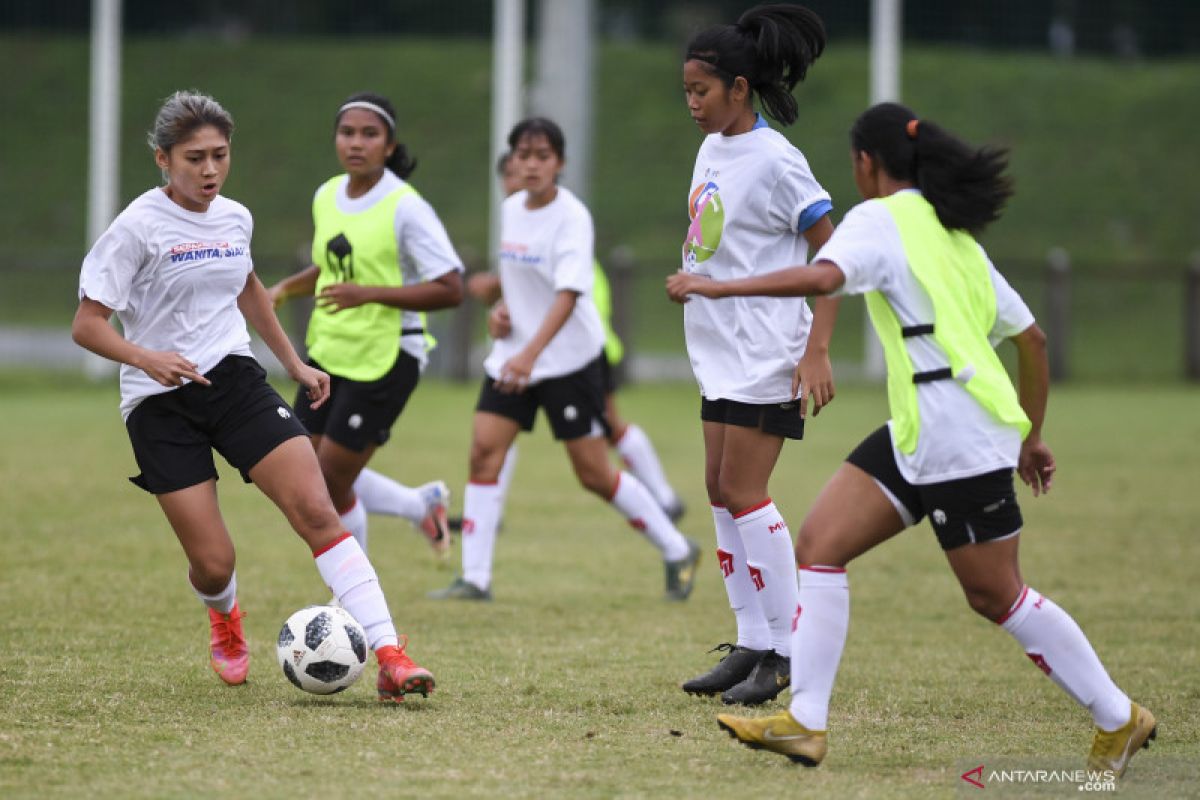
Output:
(476, 353), (610, 441)
(295, 351), (420, 452)
(599, 354), (620, 395)
(125, 354), (309, 495)
(700, 397), (805, 440)
(846, 425), (1024, 551)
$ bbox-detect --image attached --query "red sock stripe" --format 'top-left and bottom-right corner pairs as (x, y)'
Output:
(996, 585), (1030, 625)
(469, 479), (499, 487)
(799, 564), (847, 573)
(335, 497), (358, 516)
(731, 497), (773, 519)
(606, 471), (623, 502)
(710, 503), (727, 510)
(312, 532), (352, 558)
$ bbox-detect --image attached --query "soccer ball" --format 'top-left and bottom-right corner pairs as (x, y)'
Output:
(276, 605), (368, 694)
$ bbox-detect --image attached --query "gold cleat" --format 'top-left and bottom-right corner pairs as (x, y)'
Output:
(716, 710), (826, 766)
(1087, 702), (1156, 779)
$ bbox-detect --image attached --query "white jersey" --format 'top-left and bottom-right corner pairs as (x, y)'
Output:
(816, 191), (1036, 483)
(484, 187), (605, 383)
(79, 188), (256, 420)
(681, 118), (833, 403)
(321, 171), (464, 369)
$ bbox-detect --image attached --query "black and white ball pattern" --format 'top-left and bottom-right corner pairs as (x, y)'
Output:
(276, 605), (368, 694)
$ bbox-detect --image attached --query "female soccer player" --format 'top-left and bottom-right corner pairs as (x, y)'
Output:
(73, 91), (435, 701)
(668, 102), (1155, 777)
(268, 92), (463, 561)
(459, 152), (687, 527)
(676, 4), (839, 706)
(430, 118), (700, 602)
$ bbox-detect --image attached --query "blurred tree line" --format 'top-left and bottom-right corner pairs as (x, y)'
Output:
(5, 0), (1198, 57)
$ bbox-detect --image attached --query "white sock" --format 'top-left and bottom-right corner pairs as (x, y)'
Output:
(462, 481), (504, 591)
(313, 534), (397, 649)
(609, 471), (690, 562)
(496, 445), (519, 506)
(712, 504), (770, 650)
(192, 570), (237, 614)
(999, 585), (1132, 731)
(733, 499), (800, 654)
(615, 424), (679, 511)
(788, 566), (850, 731)
(353, 467), (426, 522)
(338, 496), (369, 553)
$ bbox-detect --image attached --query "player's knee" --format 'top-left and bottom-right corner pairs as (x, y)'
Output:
(192, 552), (235, 589)
(468, 442), (504, 482)
(291, 493), (341, 539)
(962, 585), (1010, 621)
(575, 464), (613, 497)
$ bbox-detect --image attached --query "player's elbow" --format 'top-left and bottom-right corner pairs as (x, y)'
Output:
(811, 264), (844, 296)
(1014, 322), (1047, 354)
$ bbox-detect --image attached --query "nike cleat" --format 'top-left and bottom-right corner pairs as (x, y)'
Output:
(682, 643), (768, 697)
(376, 639), (435, 702)
(721, 650), (789, 706)
(1088, 702), (1157, 779)
(717, 709), (826, 766)
(664, 539), (702, 601)
(417, 480), (452, 560)
(208, 603), (249, 686)
(427, 576), (492, 601)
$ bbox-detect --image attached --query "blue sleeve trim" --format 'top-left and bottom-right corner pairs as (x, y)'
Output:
(752, 113), (770, 130)
(796, 199), (833, 233)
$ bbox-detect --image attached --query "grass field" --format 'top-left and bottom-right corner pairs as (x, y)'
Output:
(0, 375), (1197, 798)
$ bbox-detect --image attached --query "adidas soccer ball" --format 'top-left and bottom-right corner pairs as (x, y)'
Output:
(276, 605), (368, 694)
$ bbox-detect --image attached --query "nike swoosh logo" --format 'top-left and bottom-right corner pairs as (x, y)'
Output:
(762, 729), (809, 742)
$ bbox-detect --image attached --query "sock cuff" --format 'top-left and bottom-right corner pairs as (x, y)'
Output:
(312, 531), (352, 558)
(606, 471), (624, 502)
(798, 565), (848, 588)
(468, 479), (499, 487)
(731, 498), (774, 520)
(997, 585), (1041, 628)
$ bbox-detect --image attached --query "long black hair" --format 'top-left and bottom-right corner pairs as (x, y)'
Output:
(851, 102), (1014, 234)
(334, 91), (417, 179)
(685, 3), (826, 126)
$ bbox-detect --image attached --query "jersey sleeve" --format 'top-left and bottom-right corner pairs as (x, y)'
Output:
(767, 150), (832, 234)
(551, 203), (594, 294)
(394, 195), (464, 281)
(78, 213), (147, 311)
(814, 201), (895, 297)
(983, 249), (1036, 344)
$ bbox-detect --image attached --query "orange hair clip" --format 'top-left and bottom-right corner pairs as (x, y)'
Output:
(905, 118), (920, 139)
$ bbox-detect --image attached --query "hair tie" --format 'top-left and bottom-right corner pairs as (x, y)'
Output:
(337, 101), (396, 131)
(905, 118), (920, 139)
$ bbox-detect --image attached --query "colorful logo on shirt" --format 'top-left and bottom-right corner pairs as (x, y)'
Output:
(684, 181), (723, 267)
(168, 241), (246, 263)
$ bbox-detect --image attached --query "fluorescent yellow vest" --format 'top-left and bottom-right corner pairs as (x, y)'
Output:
(307, 176), (419, 381)
(864, 192), (1031, 454)
(591, 260), (624, 365)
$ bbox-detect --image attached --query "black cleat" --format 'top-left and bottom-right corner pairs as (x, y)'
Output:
(682, 643), (768, 697)
(721, 650), (790, 706)
(664, 539), (702, 601)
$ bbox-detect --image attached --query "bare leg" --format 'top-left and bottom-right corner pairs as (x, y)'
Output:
(156, 479), (234, 593)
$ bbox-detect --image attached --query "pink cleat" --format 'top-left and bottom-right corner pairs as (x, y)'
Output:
(207, 603), (249, 686)
(376, 638), (435, 702)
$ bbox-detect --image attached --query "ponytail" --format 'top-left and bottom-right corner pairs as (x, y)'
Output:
(850, 102), (1013, 234)
(334, 91), (417, 179)
(685, 3), (825, 126)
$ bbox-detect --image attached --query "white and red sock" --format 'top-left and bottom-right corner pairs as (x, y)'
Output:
(312, 533), (397, 649)
(461, 481), (504, 591)
(615, 424), (679, 512)
(353, 467), (426, 522)
(712, 504), (770, 650)
(788, 566), (850, 731)
(608, 471), (690, 562)
(496, 445), (519, 506)
(733, 499), (799, 654)
(999, 585), (1132, 731)
(337, 495), (369, 553)
(191, 570), (237, 614)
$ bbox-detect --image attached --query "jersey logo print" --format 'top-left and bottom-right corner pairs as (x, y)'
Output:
(325, 233), (354, 281)
(683, 181), (723, 268)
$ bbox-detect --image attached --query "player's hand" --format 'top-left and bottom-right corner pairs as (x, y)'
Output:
(316, 283), (371, 313)
(137, 350), (211, 388)
(291, 363), (331, 410)
(665, 271), (720, 303)
(1018, 434), (1056, 497)
(265, 283), (286, 309)
(488, 300), (512, 339)
(495, 351), (534, 394)
(792, 349), (835, 418)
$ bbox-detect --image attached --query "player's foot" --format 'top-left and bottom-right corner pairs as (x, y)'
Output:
(721, 650), (789, 706)
(208, 603), (249, 686)
(427, 576), (492, 601)
(717, 709), (826, 766)
(664, 538), (702, 601)
(1087, 702), (1156, 778)
(663, 498), (687, 523)
(416, 481), (452, 560)
(682, 643), (769, 697)
(376, 639), (435, 703)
